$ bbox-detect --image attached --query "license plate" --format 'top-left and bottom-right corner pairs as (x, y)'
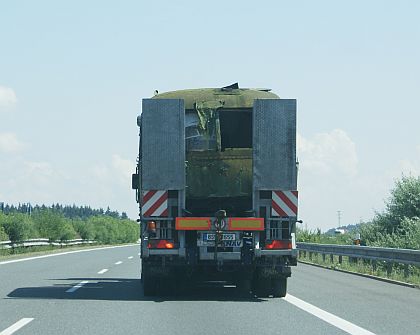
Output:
(203, 233), (235, 242)
(199, 233), (243, 247)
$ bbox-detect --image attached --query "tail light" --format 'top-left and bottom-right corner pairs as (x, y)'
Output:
(147, 239), (175, 249)
(265, 240), (292, 250)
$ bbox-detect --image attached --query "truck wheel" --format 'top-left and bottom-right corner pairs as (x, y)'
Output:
(159, 277), (176, 296)
(236, 279), (251, 295)
(253, 277), (271, 298)
(272, 277), (287, 297)
(142, 265), (156, 296)
(143, 275), (156, 296)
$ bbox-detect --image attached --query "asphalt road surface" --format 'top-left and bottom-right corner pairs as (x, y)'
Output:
(1, 245), (419, 335)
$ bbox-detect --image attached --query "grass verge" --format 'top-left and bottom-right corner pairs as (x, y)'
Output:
(298, 253), (420, 287)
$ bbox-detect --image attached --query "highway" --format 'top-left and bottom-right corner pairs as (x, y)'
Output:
(0, 245), (419, 335)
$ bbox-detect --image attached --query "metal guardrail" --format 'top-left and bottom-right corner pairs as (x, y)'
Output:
(0, 238), (96, 249)
(297, 242), (420, 267)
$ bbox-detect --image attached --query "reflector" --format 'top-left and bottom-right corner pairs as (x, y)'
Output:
(147, 239), (176, 249)
(265, 240), (292, 250)
(175, 217), (211, 230)
(228, 218), (264, 231)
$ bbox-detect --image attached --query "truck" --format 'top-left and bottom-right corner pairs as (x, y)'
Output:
(132, 83), (298, 297)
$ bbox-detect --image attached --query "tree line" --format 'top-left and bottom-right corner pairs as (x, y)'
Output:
(297, 175), (420, 250)
(0, 204), (139, 245)
(0, 203), (128, 220)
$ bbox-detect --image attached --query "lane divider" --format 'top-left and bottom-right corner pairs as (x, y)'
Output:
(97, 269), (108, 274)
(66, 280), (89, 293)
(0, 318), (34, 335)
(115, 261), (122, 265)
(128, 256), (133, 259)
(284, 294), (376, 335)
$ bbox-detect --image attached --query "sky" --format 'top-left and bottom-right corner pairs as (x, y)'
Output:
(1, 0), (419, 231)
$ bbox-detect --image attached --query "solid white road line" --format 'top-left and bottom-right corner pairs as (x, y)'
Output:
(98, 269), (108, 274)
(128, 256), (133, 259)
(115, 261), (122, 265)
(66, 280), (89, 293)
(0, 318), (34, 335)
(0, 244), (138, 265)
(284, 294), (376, 335)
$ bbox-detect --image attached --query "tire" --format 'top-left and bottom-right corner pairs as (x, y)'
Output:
(143, 274), (156, 296)
(142, 264), (156, 296)
(272, 277), (287, 298)
(236, 279), (251, 296)
(159, 277), (175, 296)
(253, 277), (271, 298)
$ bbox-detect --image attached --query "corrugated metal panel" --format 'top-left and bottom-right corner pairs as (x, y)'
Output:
(253, 99), (297, 190)
(141, 99), (185, 190)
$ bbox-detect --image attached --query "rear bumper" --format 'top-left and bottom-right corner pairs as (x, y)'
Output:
(145, 246), (297, 260)
(255, 249), (298, 257)
(147, 249), (180, 256)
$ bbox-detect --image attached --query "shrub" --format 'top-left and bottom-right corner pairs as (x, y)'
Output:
(0, 225), (9, 241)
(1, 213), (33, 243)
(32, 210), (76, 241)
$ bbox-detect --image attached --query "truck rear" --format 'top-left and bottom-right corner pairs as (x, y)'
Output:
(132, 84), (298, 297)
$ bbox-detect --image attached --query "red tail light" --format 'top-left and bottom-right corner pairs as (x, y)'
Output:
(265, 240), (292, 250)
(147, 239), (175, 249)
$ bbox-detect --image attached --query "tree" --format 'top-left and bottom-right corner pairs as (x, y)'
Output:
(1, 213), (33, 243)
(33, 210), (76, 241)
(72, 218), (95, 240)
(359, 175), (420, 249)
(0, 225), (9, 241)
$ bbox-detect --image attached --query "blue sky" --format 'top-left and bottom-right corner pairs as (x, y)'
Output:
(1, 1), (419, 230)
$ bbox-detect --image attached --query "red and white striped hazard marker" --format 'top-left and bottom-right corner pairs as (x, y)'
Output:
(142, 190), (168, 217)
(272, 190), (298, 217)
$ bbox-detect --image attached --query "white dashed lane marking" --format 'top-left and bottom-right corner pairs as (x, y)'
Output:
(66, 280), (89, 293)
(0, 318), (34, 335)
(128, 256), (133, 259)
(115, 261), (122, 265)
(98, 269), (108, 274)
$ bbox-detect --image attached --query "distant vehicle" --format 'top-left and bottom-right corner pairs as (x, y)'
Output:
(132, 83), (299, 297)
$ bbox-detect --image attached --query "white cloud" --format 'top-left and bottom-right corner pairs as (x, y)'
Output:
(296, 132), (420, 231)
(297, 129), (366, 230)
(112, 154), (134, 184)
(298, 129), (358, 177)
(22, 161), (57, 179)
(90, 155), (134, 185)
(0, 132), (25, 153)
(0, 86), (17, 109)
(0, 155), (138, 218)
(0, 159), (67, 205)
(86, 155), (137, 217)
(385, 144), (420, 179)
(91, 165), (110, 181)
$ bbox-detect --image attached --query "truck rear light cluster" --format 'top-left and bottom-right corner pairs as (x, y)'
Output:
(265, 240), (292, 250)
(147, 239), (175, 249)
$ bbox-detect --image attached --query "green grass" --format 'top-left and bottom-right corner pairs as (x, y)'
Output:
(298, 252), (420, 286)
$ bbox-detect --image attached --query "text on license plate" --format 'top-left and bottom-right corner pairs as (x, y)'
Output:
(203, 233), (235, 241)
